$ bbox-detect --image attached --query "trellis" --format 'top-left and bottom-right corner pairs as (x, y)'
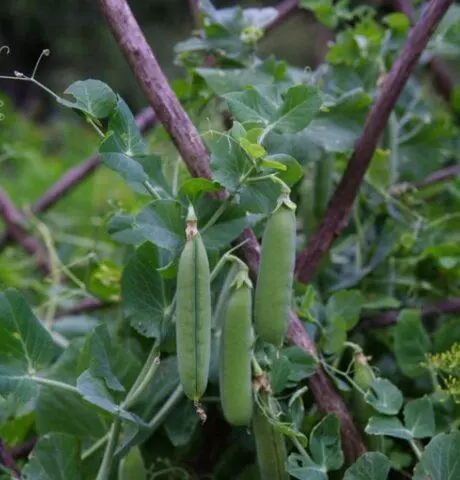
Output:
(0, 0), (458, 468)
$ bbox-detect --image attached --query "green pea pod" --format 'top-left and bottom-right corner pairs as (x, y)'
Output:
(253, 403), (289, 480)
(313, 154), (333, 223)
(176, 207), (212, 401)
(352, 352), (380, 450)
(254, 198), (296, 347)
(209, 263), (239, 384)
(118, 446), (146, 480)
(219, 269), (254, 426)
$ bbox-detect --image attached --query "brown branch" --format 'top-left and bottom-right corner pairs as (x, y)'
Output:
(295, 0), (454, 285)
(188, 0), (201, 29)
(0, 439), (20, 477)
(357, 297), (460, 329)
(54, 297), (113, 318)
(10, 438), (36, 461)
(390, 163), (460, 195)
(0, 188), (51, 275)
(100, 0), (366, 462)
(390, 0), (455, 103)
(0, 108), (157, 255)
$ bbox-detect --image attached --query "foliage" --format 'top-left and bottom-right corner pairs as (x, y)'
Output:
(1, 0), (460, 479)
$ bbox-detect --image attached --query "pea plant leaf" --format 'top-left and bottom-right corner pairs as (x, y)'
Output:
(0, 289), (60, 402)
(22, 433), (81, 480)
(343, 452), (391, 480)
(77, 324), (141, 393)
(121, 242), (175, 338)
(99, 136), (170, 199)
(133, 200), (185, 253)
(403, 396), (436, 439)
(108, 97), (148, 157)
(35, 341), (110, 440)
(224, 84), (321, 136)
(36, 385), (110, 440)
(76, 370), (145, 425)
(325, 289), (366, 330)
(99, 135), (149, 185)
(364, 378), (404, 415)
(208, 131), (252, 193)
(309, 414), (344, 471)
(272, 84), (322, 134)
(57, 79), (117, 119)
(286, 454), (327, 480)
(393, 310), (432, 378)
(413, 432), (460, 480)
(223, 87), (278, 127)
(107, 214), (146, 245)
(365, 416), (412, 440)
(201, 207), (259, 251)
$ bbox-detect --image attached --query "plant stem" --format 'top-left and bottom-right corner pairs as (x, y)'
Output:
(409, 438), (423, 460)
(123, 352), (160, 409)
(143, 180), (161, 200)
(292, 436), (310, 461)
(148, 384), (184, 429)
(96, 418), (121, 480)
(389, 112), (400, 185)
(81, 434), (109, 461)
(201, 197), (232, 233)
(30, 376), (80, 394)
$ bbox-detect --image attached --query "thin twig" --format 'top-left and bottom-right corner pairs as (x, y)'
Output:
(54, 297), (113, 318)
(0, 107), (157, 253)
(390, 163), (460, 195)
(295, 0), (454, 285)
(390, 0), (455, 103)
(357, 297), (460, 329)
(100, 0), (366, 462)
(0, 188), (51, 275)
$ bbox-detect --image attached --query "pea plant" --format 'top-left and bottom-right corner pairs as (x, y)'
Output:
(1, 0), (460, 478)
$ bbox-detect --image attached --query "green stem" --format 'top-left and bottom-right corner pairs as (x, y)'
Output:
(144, 180), (161, 200)
(321, 361), (367, 397)
(292, 436), (310, 461)
(251, 356), (264, 377)
(201, 196), (232, 233)
(96, 418), (121, 480)
(409, 438), (423, 460)
(389, 112), (399, 185)
(123, 353), (160, 409)
(147, 384), (184, 429)
(122, 343), (159, 406)
(82, 434), (108, 460)
(30, 376), (79, 394)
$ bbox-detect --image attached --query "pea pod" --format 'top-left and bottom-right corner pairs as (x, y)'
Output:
(176, 206), (212, 401)
(313, 154), (333, 223)
(352, 351), (380, 450)
(209, 264), (239, 384)
(219, 269), (254, 426)
(253, 402), (289, 480)
(254, 198), (296, 347)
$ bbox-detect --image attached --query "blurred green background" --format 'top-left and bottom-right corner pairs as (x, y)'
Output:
(0, 0), (332, 114)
